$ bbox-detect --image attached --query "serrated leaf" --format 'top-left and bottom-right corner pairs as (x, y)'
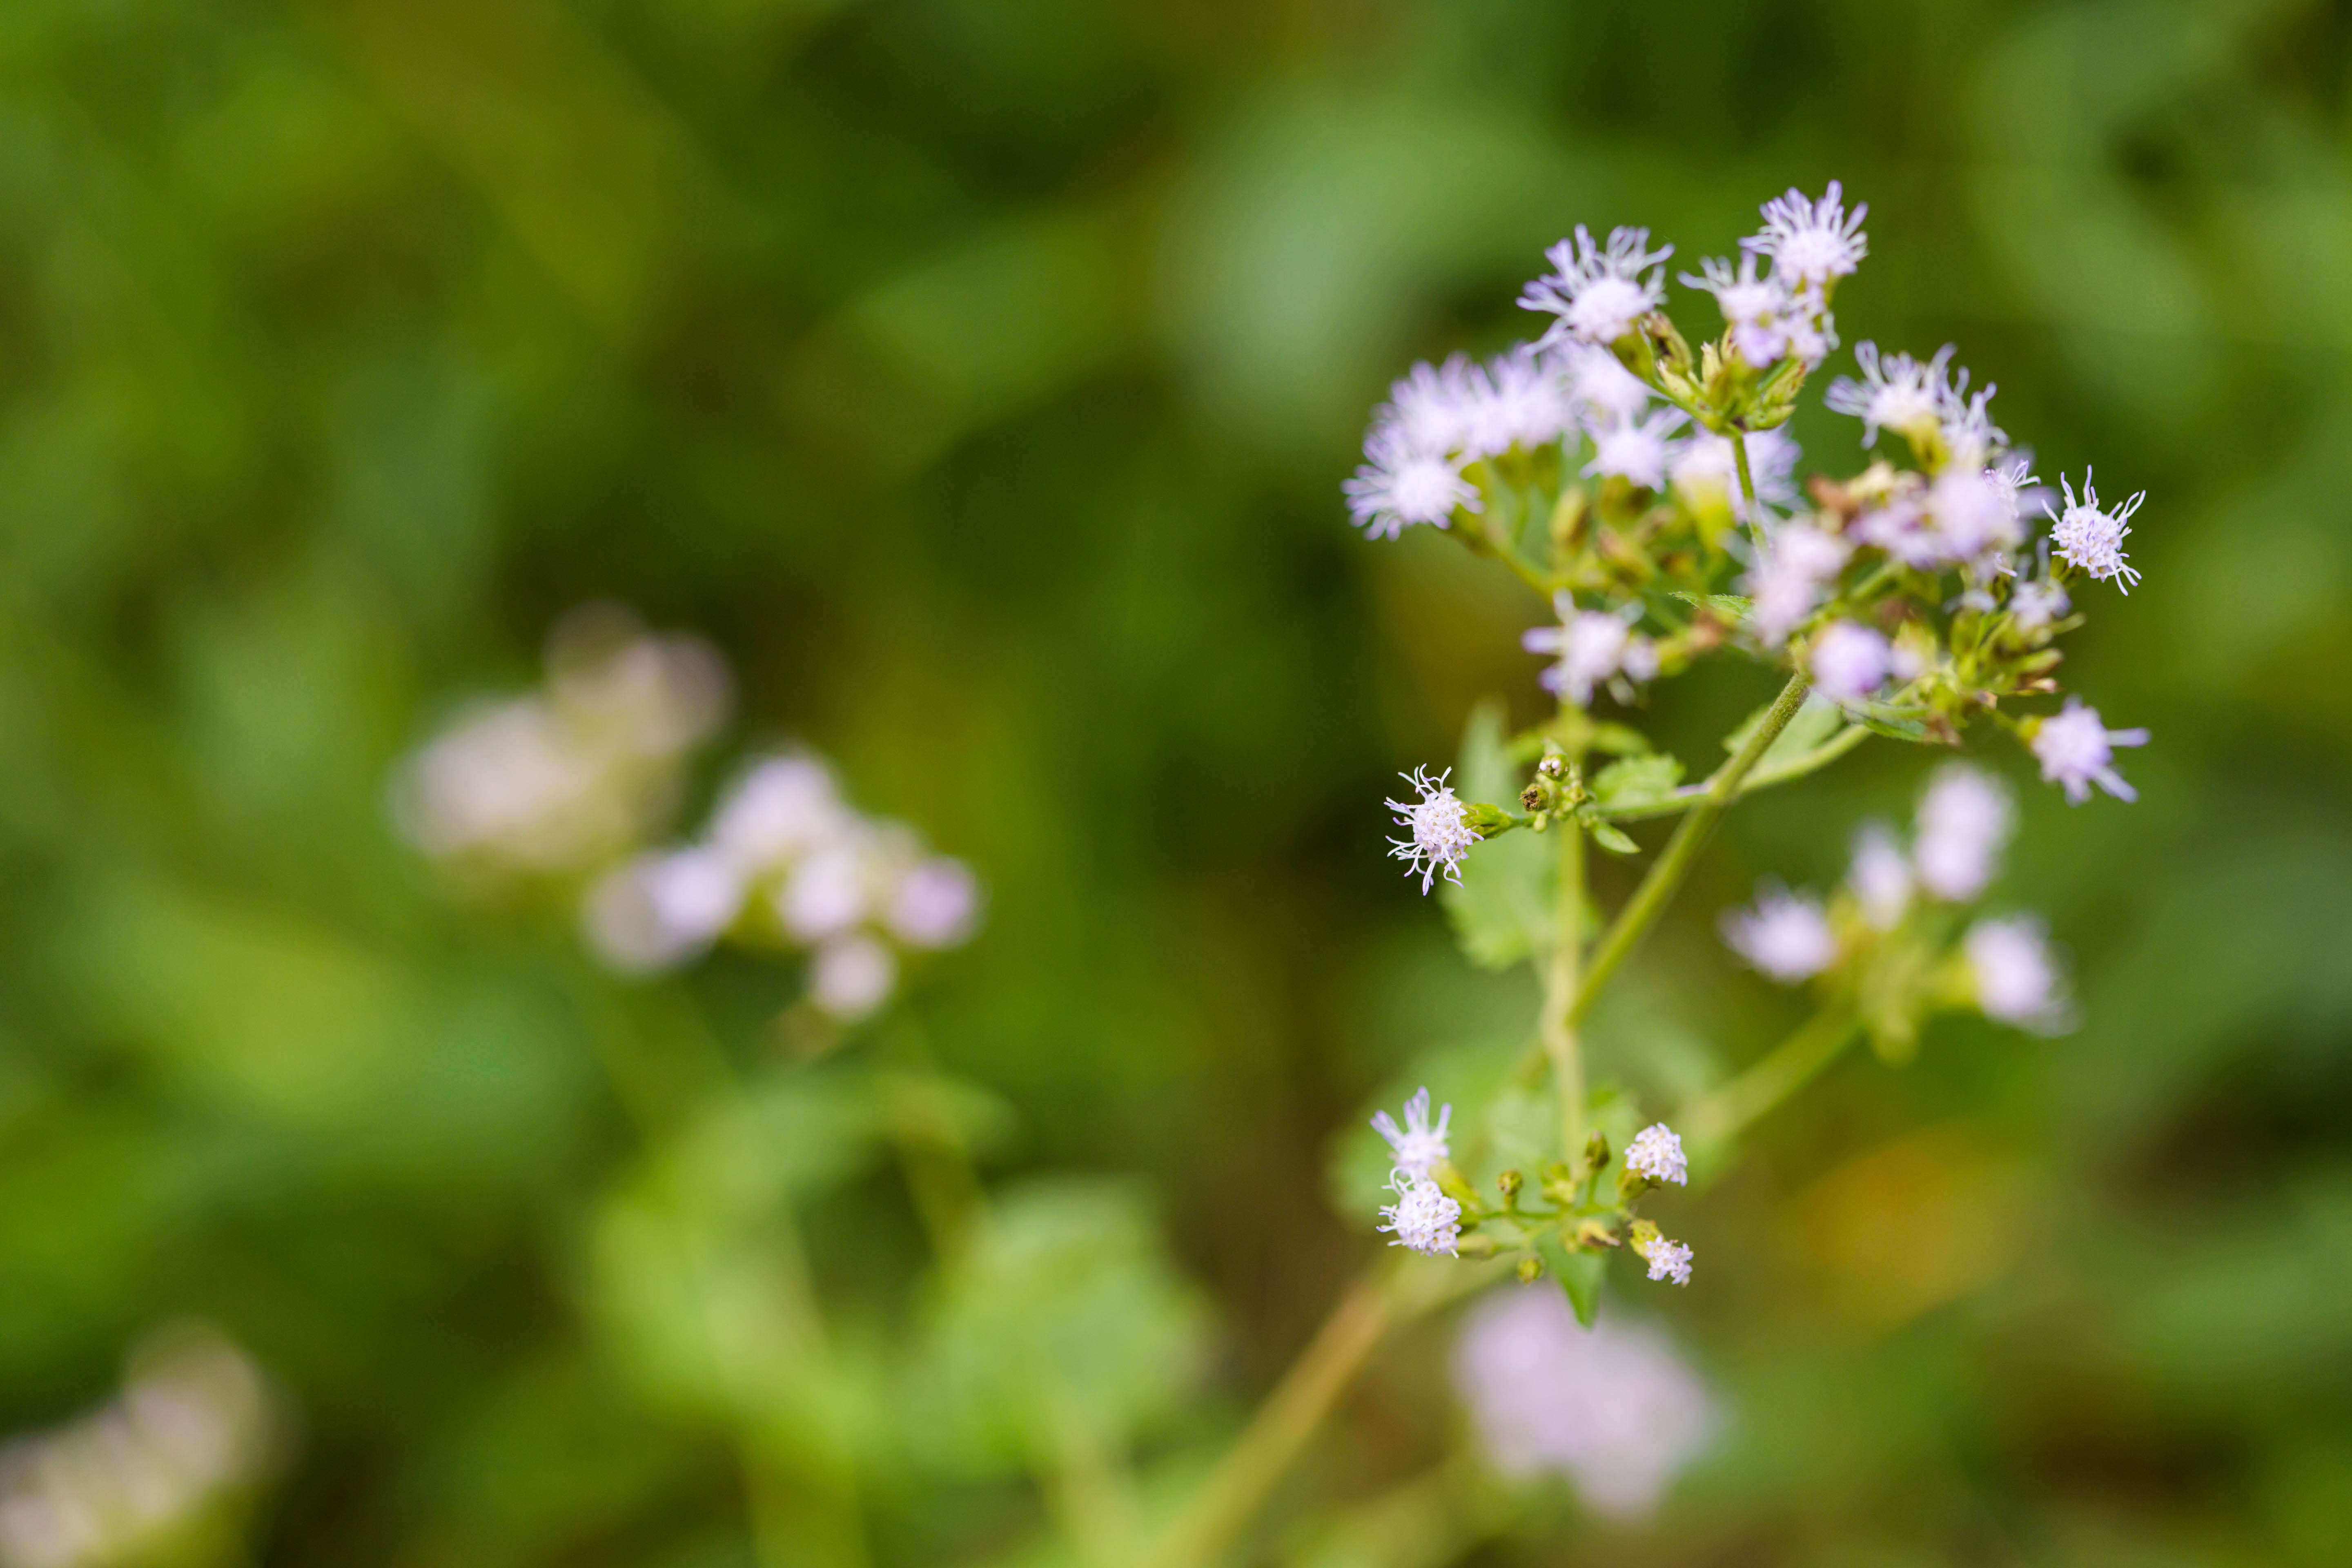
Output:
(1441, 701), (1552, 970)
(1590, 753), (1685, 810)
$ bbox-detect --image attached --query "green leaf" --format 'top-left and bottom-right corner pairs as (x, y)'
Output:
(1590, 753), (1685, 810)
(1670, 590), (1753, 620)
(1850, 704), (1932, 742)
(1586, 820), (1639, 855)
(1587, 722), (1653, 756)
(1441, 701), (1552, 970)
(1722, 689), (1846, 768)
(1535, 1231), (1605, 1326)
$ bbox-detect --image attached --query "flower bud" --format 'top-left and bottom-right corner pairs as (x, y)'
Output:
(1456, 1232), (1501, 1259)
(1584, 1131), (1612, 1175)
(1515, 1255), (1544, 1285)
(1497, 1169), (1523, 1200)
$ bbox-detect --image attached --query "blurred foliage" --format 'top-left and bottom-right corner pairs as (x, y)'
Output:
(1, 0), (2351, 1564)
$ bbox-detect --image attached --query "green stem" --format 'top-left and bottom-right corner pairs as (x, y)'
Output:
(1595, 722), (1869, 823)
(1574, 669), (1812, 1020)
(1541, 817), (1586, 1160)
(1682, 1007), (1860, 1144)
(1139, 1262), (1492, 1568)
(1731, 429), (1759, 521)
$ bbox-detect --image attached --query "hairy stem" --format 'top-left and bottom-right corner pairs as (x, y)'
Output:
(1541, 815), (1587, 1160)
(1683, 1007), (1860, 1143)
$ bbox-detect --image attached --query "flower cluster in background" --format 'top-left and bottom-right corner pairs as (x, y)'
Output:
(1453, 1288), (1718, 1517)
(1722, 763), (2072, 1037)
(0, 1326), (281, 1568)
(394, 607), (980, 1023)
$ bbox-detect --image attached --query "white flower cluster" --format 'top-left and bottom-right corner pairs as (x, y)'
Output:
(0, 1325), (278, 1568)
(1372, 1088), (1461, 1255)
(1727, 763), (2070, 1031)
(1452, 1288), (1718, 1516)
(1386, 768), (1478, 894)
(1347, 191), (1866, 543)
(1625, 1123), (1689, 1187)
(1522, 595), (1660, 707)
(391, 605), (731, 873)
(587, 751), (982, 1020)
(2029, 698), (2150, 806)
(1680, 180), (1866, 370)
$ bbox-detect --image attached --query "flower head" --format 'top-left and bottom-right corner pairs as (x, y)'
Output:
(1826, 342), (1954, 447)
(583, 847), (746, 974)
(1372, 1087), (1453, 1179)
(1744, 523), (1851, 645)
(1722, 883), (1837, 982)
(811, 935), (897, 1021)
(1345, 429), (1479, 540)
(1584, 406), (1688, 490)
(1848, 820), (1913, 930)
(1387, 767), (1479, 893)
(1683, 253), (1791, 366)
(1377, 1170), (1462, 1255)
(1460, 346), (1575, 459)
(1669, 428), (1800, 521)
(710, 753), (854, 873)
(1636, 1232), (1694, 1286)
(1377, 354), (1479, 457)
(886, 858), (982, 948)
(2030, 699), (2149, 804)
(1521, 225), (1673, 346)
(1626, 1123), (1688, 1186)
(1964, 915), (2071, 1032)
(1523, 598), (1654, 706)
(1742, 180), (1868, 284)
(2009, 577), (2071, 633)
(1452, 1289), (1718, 1515)
(2045, 470), (2145, 592)
(1557, 342), (1652, 425)
(1807, 620), (1895, 704)
(1913, 764), (2013, 902)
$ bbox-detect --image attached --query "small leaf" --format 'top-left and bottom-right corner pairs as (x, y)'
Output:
(1670, 590), (1754, 620)
(1535, 1232), (1605, 1327)
(1850, 705), (1931, 743)
(1441, 702), (1551, 970)
(1586, 820), (1639, 856)
(1587, 722), (1653, 756)
(1590, 753), (1684, 810)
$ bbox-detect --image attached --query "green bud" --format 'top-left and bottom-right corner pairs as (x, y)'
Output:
(1584, 1131), (1611, 1174)
(1456, 1231), (1500, 1259)
(1516, 1255), (1544, 1285)
(1497, 1169), (1523, 1199)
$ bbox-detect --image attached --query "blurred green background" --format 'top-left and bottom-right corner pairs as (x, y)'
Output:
(3, 0), (2351, 1564)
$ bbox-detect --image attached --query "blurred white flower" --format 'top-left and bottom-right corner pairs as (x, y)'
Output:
(0, 1325), (280, 1568)
(810, 935), (898, 1021)
(1453, 1288), (1718, 1516)
(1462, 347), (1575, 458)
(1913, 765), (2013, 902)
(1523, 599), (1654, 707)
(1584, 407), (1688, 491)
(1826, 342), (1951, 447)
(709, 754), (853, 874)
(1847, 821), (1913, 930)
(1371, 1087), (1452, 1180)
(779, 843), (873, 942)
(1557, 343), (1652, 425)
(1807, 620), (1894, 704)
(1964, 915), (2071, 1032)
(1669, 428), (1799, 520)
(2031, 700), (2149, 804)
(1744, 523), (1850, 645)
(583, 847), (746, 973)
(1345, 429), (1478, 539)
(1742, 180), (1867, 284)
(1722, 883), (1836, 983)
(885, 858), (982, 949)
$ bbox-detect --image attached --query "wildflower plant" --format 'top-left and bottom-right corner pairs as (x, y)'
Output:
(1334, 185), (2143, 1354)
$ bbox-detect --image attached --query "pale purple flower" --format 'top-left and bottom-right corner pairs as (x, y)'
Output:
(1638, 1234), (1694, 1286)
(1521, 225), (1673, 346)
(1377, 1171), (1461, 1255)
(1744, 523), (1851, 645)
(1372, 1087), (1452, 1179)
(2031, 700), (2149, 804)
(1524, 598), (1653, 706)
(1808, 620), (1895, 704)
(1722, 883), (1837, 982)
(779, 843), (871, 940)
(1345, 428), (1479, 540)
(1377, 354), (1480, 457)
(1452, 1287), (1718, 1515)
(1626, 1124), (1688, 1186)
(1669, 428), (1800, 519)
(1461, 346), (1575, 459)
(1682, 253), (1789, 365)
(810, 935), (897, 1021)
(1826, 342), (1953, 446)
(886, 858), (982, 949)
(2045, 471), (2145, 592)
(1913, 765), (2013, 902)
(2008, 577), (2071, 633)
(711, 753), (854, 873)
(1964, 915), (2070, 1032)
(1585, 407), (1689, 490)
(1742, 180), (1868, 284)
(1557, 342), (1653, 425)
(582, 847), (746, 974)
(1388, 767), (1478, 893)
(1847, 821), (1913, 931)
